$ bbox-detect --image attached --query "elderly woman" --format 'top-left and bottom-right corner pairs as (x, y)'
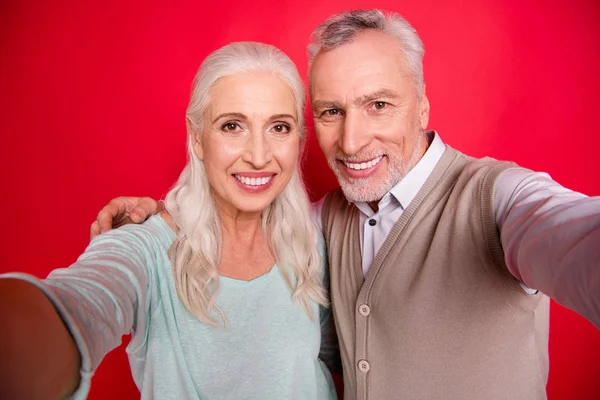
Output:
(0, 42), (338, 399)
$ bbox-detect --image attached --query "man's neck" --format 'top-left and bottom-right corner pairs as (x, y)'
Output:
(365, 132), (431, 212)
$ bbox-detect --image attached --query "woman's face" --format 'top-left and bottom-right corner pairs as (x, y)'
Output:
(194, 71), (301, 218)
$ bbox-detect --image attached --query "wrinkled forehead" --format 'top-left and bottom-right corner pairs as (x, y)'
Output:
(309, 31), (414, 102)
(208, 72), (298, 119)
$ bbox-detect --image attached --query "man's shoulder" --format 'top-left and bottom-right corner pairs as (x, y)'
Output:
(311, 188), (349, 232)
(316, 188), (349, 211)
(454, 150), (525, 177)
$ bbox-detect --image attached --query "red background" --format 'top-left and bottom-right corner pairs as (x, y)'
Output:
(1, 0), (599, 398)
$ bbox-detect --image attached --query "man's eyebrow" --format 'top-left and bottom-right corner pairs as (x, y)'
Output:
(354, 89), (401, 106)
(212, 112), (247, 124)
(312, 101), (344, 112)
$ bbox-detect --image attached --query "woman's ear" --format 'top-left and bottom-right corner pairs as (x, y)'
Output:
(187, 118), (203, 160)
(192, 135), (204, 160)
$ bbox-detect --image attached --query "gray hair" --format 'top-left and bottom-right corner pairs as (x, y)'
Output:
(187, 41), (306, 136)
(307, 9), (425, 94)
(166, 42), (327, 327)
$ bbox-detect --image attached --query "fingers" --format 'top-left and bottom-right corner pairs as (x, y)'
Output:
(96, 199), (127, 234)
(90, 196), (161, 240)
(129, 197), (162, 223)
(90, 220), (101, 240)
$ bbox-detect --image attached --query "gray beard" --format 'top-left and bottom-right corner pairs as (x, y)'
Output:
(330, 133), (424, 203)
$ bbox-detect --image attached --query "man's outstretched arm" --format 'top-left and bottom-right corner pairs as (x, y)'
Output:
(497, 169), (600, 328)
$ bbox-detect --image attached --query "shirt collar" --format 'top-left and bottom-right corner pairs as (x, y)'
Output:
(350, 130), (447, 214)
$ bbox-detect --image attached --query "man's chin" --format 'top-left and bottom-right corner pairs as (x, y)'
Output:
(339, 183), (387, 203)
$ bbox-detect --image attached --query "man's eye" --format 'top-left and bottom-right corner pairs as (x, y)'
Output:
(373, 101), (387, 110)
(322, 109), (341, 117)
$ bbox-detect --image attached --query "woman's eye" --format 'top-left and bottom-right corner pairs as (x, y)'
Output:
(222, 122), (240, 132)
(272, 124), (290, 134)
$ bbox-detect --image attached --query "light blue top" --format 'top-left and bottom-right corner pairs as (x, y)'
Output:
(3, 215), (337, 399)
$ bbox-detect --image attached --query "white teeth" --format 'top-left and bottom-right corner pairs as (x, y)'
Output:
(234, 174), (273, 186)
(344, 156), (383, 170)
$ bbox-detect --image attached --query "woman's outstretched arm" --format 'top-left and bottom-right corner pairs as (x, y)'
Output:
(0, 278), (80, 399)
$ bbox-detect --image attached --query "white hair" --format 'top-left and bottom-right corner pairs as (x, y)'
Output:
(307, 9), (425, 95)
(165, 42), (328, 326)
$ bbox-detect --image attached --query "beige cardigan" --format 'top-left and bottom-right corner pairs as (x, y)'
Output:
(322, 147), (549, 400)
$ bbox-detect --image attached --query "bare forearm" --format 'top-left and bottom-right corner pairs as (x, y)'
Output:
(0, 278), (80, 399)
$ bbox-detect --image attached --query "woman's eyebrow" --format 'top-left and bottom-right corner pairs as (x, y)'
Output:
(269, 114), (296, 122)
(212, 112), (247, 124)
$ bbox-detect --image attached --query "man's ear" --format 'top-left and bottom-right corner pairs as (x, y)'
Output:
(419, 86), (431, 131)
(187, 118), (203, 160)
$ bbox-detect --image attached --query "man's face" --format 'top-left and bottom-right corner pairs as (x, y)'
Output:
(310, 30), (430, 203)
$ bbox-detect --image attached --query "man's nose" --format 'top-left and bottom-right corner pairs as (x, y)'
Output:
(341, 111), (372, 155)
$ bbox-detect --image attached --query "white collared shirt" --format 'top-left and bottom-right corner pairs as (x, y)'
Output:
(351, 131), (446, 276)
(313, 131), (600, 326)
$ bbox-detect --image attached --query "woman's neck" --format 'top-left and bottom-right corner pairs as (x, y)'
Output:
(218, 208), (263, 244)
(218, 209), (275, 280)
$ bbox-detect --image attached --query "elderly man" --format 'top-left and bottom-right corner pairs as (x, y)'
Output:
(94, 9), (599, 400)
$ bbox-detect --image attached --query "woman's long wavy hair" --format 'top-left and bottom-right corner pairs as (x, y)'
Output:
(165, 42), (328, 326)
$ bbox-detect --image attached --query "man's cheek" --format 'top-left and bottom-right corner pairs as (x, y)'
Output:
(315, 130), (334, 154)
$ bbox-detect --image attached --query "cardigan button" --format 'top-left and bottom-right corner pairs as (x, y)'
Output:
(358, 359), (370, 373)
(358, 304), (371, 316)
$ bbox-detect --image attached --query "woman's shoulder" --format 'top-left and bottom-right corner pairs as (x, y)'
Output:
(88, 213), (175, 256)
